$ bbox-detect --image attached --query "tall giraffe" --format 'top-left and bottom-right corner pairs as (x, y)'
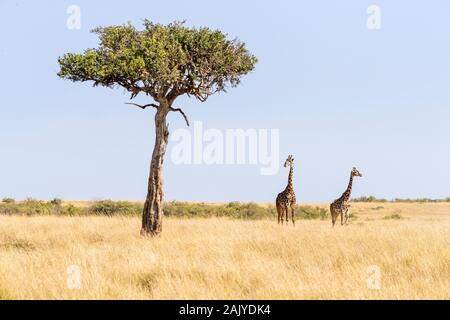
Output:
(276, 155), (296, 225)
(330, 167), (362, 227)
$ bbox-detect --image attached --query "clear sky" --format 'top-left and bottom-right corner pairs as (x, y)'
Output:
(1, 0), (450, 202)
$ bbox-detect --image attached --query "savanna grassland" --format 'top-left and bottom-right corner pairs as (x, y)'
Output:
(0, 202), (449, 299)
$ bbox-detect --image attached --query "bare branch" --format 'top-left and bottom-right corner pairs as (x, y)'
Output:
(170, 107), (190, 126)
(126, 102), (159, 109)
(130, 92), (138, 100)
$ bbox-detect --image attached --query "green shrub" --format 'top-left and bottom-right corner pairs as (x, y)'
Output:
(353, 196), (387, 203)
(0, 200), (330, 220)
(2, 198), (15, 204)
(0, 203), (19, 215)
(50, 198), (62, 206)
(21, 198), (52, 215)
(298, 206), (329, 220)
(352, 196), (450, 203)
(394, 198), (440, 203)
(65, 204), (83, 216)
(0, 198), (87, 216)
(88, 200), (141, 216)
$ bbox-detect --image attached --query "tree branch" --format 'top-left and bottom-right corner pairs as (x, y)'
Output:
(125, 102), (159, 109)
(169, 107), (190, 126)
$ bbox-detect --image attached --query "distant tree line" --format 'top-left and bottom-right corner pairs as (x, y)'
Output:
(2, 197), (448, 219)
(352, 196), (450, 203)
(0, 198), (328, 220)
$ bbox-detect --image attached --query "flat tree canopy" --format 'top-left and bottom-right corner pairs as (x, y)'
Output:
(58, 21), (257, 236)
(58, 20), (257, 103)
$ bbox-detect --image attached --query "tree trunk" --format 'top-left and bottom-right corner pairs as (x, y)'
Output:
(141, 102), (170, 236)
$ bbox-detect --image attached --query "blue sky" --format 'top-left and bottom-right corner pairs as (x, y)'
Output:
(1, 0), (450, 202)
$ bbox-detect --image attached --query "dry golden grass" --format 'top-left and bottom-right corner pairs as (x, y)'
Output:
(0, 202), (449, 300)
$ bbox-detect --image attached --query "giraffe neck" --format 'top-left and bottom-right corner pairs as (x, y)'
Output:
(342, 173), (354, 201)
(286, 165), (294, 192)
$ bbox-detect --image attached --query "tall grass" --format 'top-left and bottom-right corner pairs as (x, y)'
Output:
(0, 213), (448, 299)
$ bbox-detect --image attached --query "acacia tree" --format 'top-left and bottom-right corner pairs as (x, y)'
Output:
(58, 21), (257, 236)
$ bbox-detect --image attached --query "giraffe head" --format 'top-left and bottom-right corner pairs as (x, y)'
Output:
(284, 155), (294, 168)
(352, 167), (363, 177)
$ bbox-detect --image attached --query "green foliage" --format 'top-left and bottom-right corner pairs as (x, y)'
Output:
(2, 198), (15, 204)
(0, 200), (328, 220)
(0, 202), (19, 215)
(88, 200), (141, 216)
(353, 196), (388, 203)
(298, 206), (329, 220)
(393, 198), (443, 203)
(2, 197), (449, 218)
(353, 196), (450, 203)
(58, 21), (257, 102)
(163, 201), (273, 219)
(0, 198), (83, 216)
(65, 205), (82, 216)
(22, 199), (52, 215)
(50, 198), (62, 206)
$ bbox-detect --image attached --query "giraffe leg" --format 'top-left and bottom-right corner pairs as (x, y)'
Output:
(291, 206), (295, 226)
(344, 209), (350, 225)
(330, 206), (336, 227)
(285, 204), (290, 225)
(340, 210), (344, 226)
(277, 204), (281, 225)
(280, 206), (284, 225)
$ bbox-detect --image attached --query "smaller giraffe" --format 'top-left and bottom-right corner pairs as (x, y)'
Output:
(276, 155), (296, 225)
(330, 167), (362, 227)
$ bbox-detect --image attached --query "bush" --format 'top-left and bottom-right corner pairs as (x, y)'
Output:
(50, 198), (62, 206)
(2, 198), (15, 204)
(0, 198), (86, 216)
(21, 198), (52, 215)
(352, 196), (450, 203)
(394, 198), (439, 203)
(164, 201), (276, 219)
(0, 202), (19, 215)
(0, 200), (329, 220)
(353, 196), (387, 203)
(241, 202), (273, 219)
(298, 206), (329, 220)
(65, 204), (84, 216)
(88, 200), (141, 216)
